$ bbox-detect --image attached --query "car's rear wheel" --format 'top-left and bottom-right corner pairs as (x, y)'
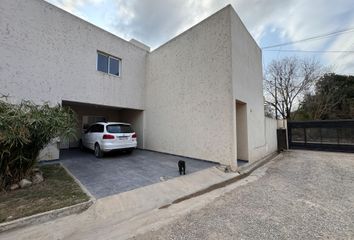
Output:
(94, 143), (103, 158)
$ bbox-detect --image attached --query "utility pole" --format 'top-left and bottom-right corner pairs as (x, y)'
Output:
(274, 77), (278, 120)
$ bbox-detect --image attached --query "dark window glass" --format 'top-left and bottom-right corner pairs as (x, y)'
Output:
(89, 125), (97, 133)
(97, 125), (104, 133)
(85, 125), (92, 133)
(97, 53), (108, 73)
(90, 124), (104, 133)
(109, 57), (119, 76)
(106, 124), (133, 133)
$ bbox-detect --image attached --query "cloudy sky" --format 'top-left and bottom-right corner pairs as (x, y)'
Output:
(46, 0), (354, 75)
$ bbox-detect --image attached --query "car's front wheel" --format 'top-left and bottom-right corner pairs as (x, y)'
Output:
(94, 143), (103, 158)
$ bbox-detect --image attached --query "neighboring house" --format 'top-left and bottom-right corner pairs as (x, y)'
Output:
(0, 0), (277, 168)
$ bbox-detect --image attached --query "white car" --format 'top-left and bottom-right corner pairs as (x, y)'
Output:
(80, 122), (137, 158)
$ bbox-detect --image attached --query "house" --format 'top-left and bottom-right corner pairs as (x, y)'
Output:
(0, 0), (277, 169)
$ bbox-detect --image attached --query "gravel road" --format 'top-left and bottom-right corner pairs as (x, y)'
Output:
(131, 150), (354, 240)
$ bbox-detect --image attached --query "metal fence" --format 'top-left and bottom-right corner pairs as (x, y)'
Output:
(288, 120), (354, 152)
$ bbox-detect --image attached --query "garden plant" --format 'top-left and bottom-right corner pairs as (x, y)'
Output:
(0, 98), (76, 190)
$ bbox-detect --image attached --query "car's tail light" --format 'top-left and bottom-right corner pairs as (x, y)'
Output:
(132, 133), (137, 139)
(103, 134), (115, 139)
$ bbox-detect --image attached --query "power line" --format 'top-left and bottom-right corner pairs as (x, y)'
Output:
(262, 27), (354, 49)
(263, 49), (354, 53)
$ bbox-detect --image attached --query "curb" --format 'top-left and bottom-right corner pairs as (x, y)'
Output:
(0, 164), (95, 233)
(237, 152), (280, 175)
(0, 199), (93, 233)
(159, 152), (281, 209)
(61, 163), (96, 202)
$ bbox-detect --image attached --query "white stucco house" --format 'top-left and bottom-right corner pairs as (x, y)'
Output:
(0, 0), (277, 168)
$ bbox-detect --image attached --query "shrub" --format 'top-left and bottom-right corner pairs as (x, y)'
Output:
(0, 99), (77, 190)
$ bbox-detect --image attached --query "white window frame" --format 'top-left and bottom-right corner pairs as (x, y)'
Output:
(97, 51), (121, 77)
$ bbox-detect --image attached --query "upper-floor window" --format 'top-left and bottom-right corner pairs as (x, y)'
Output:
(97, 51), (121, 76)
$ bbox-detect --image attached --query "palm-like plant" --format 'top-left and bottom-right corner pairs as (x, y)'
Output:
(0, 99), (77, 190)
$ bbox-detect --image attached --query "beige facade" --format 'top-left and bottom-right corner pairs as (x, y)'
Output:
(145, 6), (277, 165)
(230, 9), (272, 162)
(0, 0), (148, 109)
(0, 0), (278, 167)
(145, 7), (235, 165)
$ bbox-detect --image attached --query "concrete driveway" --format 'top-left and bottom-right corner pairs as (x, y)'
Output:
(132, 150), (354, 240)
(58, 149), (216, 198)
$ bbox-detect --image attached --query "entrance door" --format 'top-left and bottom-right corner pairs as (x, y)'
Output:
(236, 101), (249, 161)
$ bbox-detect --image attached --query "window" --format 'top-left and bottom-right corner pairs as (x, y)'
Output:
(109, 57), (119, 76)
(97, 52), (121, 76)
(89, 124), (104, 133)
(106, 124), (134, 133)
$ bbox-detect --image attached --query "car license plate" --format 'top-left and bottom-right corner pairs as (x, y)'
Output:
(119, 136), (128, 140)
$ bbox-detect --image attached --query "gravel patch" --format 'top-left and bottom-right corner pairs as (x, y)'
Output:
(131, 150), (354, 240)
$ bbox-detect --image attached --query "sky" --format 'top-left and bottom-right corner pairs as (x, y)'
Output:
(45, 0), (354, 75)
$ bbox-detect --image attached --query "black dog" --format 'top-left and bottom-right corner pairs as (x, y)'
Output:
(178, 160), (186, 175)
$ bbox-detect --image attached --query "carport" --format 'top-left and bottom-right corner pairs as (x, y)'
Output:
(59, 101), (217, 199)
(61, 100), (144, 149)
(59, 149), (217, 198)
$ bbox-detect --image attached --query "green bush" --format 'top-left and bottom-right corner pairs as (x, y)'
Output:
(0, 99), (77, 190)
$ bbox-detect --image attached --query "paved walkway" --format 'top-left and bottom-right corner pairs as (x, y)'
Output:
(131, 150), (354, 240)
(58, 149), (216, 198)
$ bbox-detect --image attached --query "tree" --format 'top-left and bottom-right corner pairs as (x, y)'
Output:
(0, 99), (77, 190)
(264, 56), (324, 120)
(296, 73), (354, 120)
(264, 101), (274, 118)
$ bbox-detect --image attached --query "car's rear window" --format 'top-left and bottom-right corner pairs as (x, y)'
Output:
(106, 124), (133, 133)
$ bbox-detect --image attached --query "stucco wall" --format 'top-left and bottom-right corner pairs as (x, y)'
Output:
(230, 8), (267, 162)
(264, 117), (278, 156)
(119, 109), (144, 149)
(38, 138), (60, 161)
(0, 0), (147, 110)
(144, 7), (235, 165)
